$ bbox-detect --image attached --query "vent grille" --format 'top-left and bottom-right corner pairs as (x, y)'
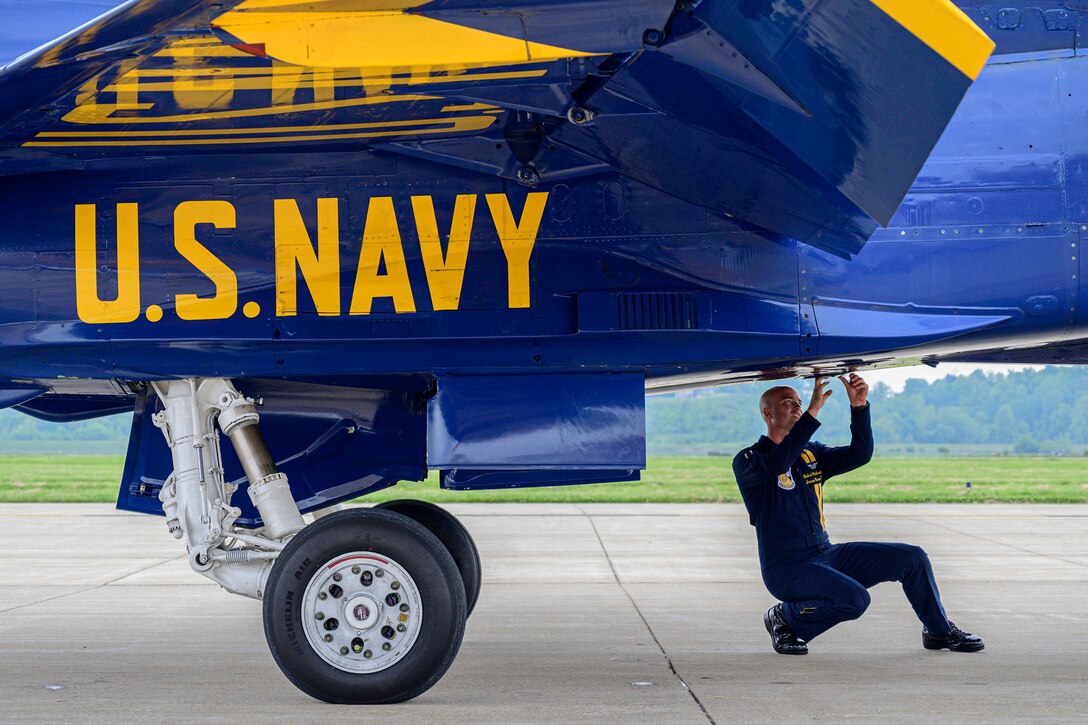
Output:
(615, 292), (699, 331)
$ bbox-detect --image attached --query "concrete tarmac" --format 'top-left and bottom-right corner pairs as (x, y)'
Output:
(0, 503), (1085, 723)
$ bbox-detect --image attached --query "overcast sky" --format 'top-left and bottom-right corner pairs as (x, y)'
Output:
(858, 363), (1043, 393)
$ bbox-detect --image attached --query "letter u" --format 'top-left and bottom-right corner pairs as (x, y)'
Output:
(74, 203), (141, 324)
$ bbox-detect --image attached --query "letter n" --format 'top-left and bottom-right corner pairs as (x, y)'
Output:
(275, 199), (341, 316)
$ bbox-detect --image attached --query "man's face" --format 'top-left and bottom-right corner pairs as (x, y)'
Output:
(763, 388), (803, 431)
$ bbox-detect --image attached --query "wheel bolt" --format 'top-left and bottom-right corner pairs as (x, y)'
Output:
(324, 634), (333, 643)
(351, 565), (360, 574)
(318, 592), (327, 600)
(375, 569), (384, 578)
(340, 646), (349, 656)
(352, 638), (364, 653)
(400, 603), (409, 613)
(315, 612), (325, 620)
(397, 623), (406, 632)
(382, 642), (391, 652)
(332, 573), (342, 582)
(364, 650), (373, 659)
(391, 581), (400, 590)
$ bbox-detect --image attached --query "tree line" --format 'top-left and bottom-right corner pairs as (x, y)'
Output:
(648, 366), (1088, 455)
(1, 366), (1085, 455)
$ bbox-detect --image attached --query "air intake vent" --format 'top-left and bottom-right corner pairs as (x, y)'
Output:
(615, 292), (699, 331)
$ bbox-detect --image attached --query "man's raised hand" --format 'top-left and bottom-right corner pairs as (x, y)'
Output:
(838, 373), (869, 408)
(807, 377), (832, 417)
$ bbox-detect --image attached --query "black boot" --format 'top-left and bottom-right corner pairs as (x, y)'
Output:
(923, 622), (984, 652)
(764, 604), (808, 655)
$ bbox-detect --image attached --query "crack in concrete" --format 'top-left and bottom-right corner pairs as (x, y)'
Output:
(0, 556), (184, 614)
(103, 555), (189, 584)
(908, 515), (1088, 570)
(576, 505), (717, 725)
(0, 585), (101, 615)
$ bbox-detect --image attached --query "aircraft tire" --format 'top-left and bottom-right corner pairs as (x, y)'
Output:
(372, 499), (482, 617)
(262, 508), (466, 704)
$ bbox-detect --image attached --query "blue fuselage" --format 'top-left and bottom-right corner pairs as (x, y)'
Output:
(0, 1), (1084, 390)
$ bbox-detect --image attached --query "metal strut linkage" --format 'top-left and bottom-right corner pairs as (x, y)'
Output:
(150, 379), (306, 599)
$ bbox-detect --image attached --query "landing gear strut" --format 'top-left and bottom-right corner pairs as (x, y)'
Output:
(150, 378), (467, 703)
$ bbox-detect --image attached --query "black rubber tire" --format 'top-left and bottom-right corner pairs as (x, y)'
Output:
(262, 509), (467, 704)
(373, 499), (482, 617)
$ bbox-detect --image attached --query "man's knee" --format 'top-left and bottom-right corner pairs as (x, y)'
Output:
(880, 543), (933, 579)
(835, 585), (871, 620)
(903, 544), (934, 573)
(906, 543), (929, 560)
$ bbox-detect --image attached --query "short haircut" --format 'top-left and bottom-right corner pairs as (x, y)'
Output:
(759, 385), (797, 414)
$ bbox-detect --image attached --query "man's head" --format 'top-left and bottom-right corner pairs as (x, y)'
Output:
(760, 385), (803, 435)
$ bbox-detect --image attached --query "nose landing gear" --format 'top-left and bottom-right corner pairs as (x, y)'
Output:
(150, 378), (469, 704)
(262, 509), (467, 704)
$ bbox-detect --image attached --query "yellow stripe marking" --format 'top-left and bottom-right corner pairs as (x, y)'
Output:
(163, 37), (230, 47)
(127, 67), (548, 81)
(23, 115), (494, 147)
(104, 68), (547, 93)
(35, 115), (494, 138)
(869, 0), (995, 80)
(155, 45), (254, 58)
(815, 483), (826, 531)
(59, 93), (436, 125)
(225, 0), (428, 8)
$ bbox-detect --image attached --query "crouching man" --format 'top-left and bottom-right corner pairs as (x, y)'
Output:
(732, 375), (983, 655)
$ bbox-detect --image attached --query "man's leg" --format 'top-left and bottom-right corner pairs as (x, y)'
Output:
(762, 555), (871, 642)
(825, 542), (950, 634)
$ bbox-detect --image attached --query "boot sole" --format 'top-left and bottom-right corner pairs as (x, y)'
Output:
(923, 638), (985, 653)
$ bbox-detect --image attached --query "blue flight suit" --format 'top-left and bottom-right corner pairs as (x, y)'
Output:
(732, 404), (952, 642)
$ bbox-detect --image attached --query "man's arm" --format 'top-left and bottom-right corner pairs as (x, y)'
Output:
(817, 374), (874, 479)
(733, 414), (821, 490)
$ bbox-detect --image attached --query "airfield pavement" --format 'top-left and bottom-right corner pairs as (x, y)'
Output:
(0, 502), (1085, 724)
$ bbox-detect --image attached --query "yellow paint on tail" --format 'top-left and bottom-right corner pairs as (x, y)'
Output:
(869, 0), (995, 80)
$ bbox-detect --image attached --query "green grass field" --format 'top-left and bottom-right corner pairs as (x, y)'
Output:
(0, 455), (1086, 504)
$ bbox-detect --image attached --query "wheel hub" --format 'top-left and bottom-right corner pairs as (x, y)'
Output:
(345, 594), (380, 630)
(301, 553), (423, 674)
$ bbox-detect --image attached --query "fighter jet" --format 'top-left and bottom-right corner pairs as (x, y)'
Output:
(0, 0), (1064, 704)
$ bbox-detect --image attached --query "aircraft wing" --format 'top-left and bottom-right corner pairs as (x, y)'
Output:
(0, 0), (994, 256)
